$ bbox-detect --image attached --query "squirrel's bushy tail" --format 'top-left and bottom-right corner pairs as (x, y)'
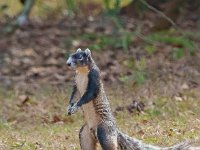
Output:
(117, 130), (190, 150)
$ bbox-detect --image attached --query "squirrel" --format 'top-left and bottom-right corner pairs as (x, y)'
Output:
(66, 48), (190, 150)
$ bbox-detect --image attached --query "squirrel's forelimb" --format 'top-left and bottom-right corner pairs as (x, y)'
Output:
(76, 69), (100, 107)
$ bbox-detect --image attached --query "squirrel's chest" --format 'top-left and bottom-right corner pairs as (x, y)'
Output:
(75, 72), (88, 96)
(75, 72), (99, 128)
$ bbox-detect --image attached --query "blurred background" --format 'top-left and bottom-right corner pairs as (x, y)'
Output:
(0, 0), (199, 149)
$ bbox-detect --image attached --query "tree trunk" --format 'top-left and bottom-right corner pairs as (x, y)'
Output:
(2, 0), (35, 35)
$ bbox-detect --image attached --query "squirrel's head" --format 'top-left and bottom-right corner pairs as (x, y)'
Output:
(66, 48), (92, 69)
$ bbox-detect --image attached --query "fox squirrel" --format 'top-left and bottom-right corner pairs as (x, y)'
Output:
(66, 48), (190, 150)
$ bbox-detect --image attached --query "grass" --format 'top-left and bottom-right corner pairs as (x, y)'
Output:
(144, 31), (197, 57)
(0, 85), (199, 149)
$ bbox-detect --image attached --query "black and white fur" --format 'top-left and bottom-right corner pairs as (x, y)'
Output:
(66, 48), (190, 150)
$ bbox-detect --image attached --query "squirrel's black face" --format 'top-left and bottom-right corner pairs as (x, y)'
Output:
(66, 48), (91, 69)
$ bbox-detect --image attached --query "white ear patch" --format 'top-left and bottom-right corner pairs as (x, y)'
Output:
(76, 48), (82, 52)
(85, 48), (91, 56)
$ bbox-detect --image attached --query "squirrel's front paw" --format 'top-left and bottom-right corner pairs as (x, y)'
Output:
(67, 103), (79, 115)
(70, 103), (79, 114)
(66, 104), (73, 115)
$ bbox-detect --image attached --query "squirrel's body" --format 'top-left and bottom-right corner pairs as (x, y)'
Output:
(66, 48), (190, 150)
(76, 66), (101, 130)
(73, 59), (118, 150)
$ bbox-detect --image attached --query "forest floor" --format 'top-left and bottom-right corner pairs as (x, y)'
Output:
(0, 85), (200, 150)
(0, 5), (200, 149)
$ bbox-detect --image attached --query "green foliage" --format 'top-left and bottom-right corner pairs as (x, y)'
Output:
(144, 45), (157, 55)
(12, 141), (26, 149)
(81, 33), (118, 50)
(120, 58), (147, 86)
(65, 0), (76, 16)
(79, 32), (133, 51)
(103, 0), (133, 51)
(103, 0), (110, 9)
(146, 109), (161, 117)
(122, 58), (135, 69)
(119, 74), (133, 86)
(103, 0), (120, 16)
(134, 70), (146, 85)
(172, 48), (184, 59)
(134, 58), (147, 85)
(122, 31), (132, 50)
(145, 32), (196, 58)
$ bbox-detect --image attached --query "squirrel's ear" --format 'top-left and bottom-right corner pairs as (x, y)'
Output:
(85, 48), (91, 56)
(76, 48), (82, 52)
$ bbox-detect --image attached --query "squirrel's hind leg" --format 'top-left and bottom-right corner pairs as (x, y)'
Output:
(97, 122), (118, 150)
(79, 124), (97, 150)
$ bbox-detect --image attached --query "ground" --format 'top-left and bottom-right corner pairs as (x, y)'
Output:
(0, 83), (199, 149)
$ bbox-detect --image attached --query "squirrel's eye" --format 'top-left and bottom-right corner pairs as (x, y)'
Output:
(79, 56), (83, 60)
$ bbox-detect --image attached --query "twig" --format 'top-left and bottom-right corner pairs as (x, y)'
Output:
(139, 0), (196, 41)
(140, 0), (177, 28)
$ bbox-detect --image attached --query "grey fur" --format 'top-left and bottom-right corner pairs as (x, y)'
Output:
(66, 49), (190, 150)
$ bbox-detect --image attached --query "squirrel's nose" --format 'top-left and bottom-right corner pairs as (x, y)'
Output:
(66, 62), (71, 66)
(66, 57), (72, 66)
